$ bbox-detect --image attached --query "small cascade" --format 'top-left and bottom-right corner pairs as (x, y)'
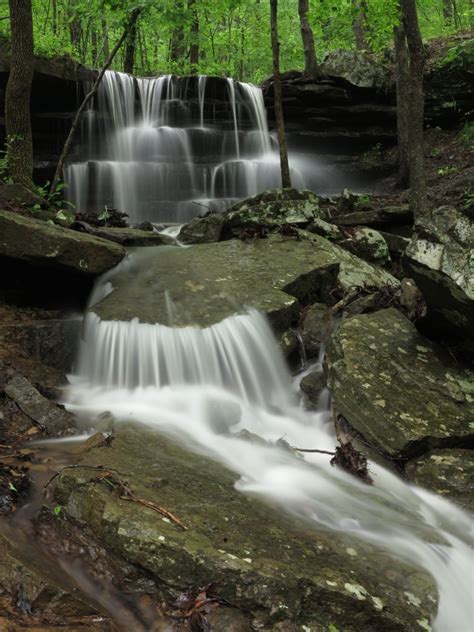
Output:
(65, 72), (306, 223)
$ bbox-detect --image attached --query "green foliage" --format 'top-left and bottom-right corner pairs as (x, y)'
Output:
(361, 143), (383, 167)
(437, 165), (458, 176)
(0, 0), (472, 82)
(461, 122), (474, 150)
(437, 39), (474, 71)
(52, 504), (63, 517)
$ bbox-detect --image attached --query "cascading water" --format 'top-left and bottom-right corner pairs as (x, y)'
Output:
(68, 262), (473, 630)
(65, 72), (306, 223)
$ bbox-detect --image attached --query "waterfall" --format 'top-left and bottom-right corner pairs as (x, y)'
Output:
(68, 299), (473, 631)
(65, 71), (304, 224)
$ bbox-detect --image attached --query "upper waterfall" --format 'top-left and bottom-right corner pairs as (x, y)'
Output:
(65, 72), (306, 224)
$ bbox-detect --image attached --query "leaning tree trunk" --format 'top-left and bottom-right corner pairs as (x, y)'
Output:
(5, 0), (35, 189)
(298, 0), (319, 77)
(50, 9), (141, 195)
(400, 0), (426, 220)
(270, 0), (291, 188)
(394, 24), (410, 188)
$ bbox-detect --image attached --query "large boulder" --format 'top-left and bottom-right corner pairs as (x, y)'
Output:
(0, 209), (126, 276)
(320, 50), (389, 89)
(178, 212), (225, 244)
(405, 449), (474, 513)
(52, 427), (437, 630)
(92, 232), (398, 331)
(402, 206), (474, 342)
(325, 308), (474, 460)
(339, 227), (390, 264)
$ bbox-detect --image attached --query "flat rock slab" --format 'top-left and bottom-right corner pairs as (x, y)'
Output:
(0, 210), (125, 276)
(92, 233), (397, 330)
(76, 223), (172, 247)
(54, 427), (437, 630)
(406, 449), (474, 513)
(325, 308), (474, 459)
(334, 205), (412, 227)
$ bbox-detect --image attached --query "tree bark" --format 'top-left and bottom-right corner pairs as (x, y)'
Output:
(50, 9), (141, 196)
(188, 0), (199, 73)
(170, 1), (185, 65)
(298, 0), (319, 77)
(68, 1), (81, 50)
(5, 0), (35, 189)
(400, 0), (426, 220)
(270, 0), (291, 188)
(394, 24), (410, 188)
(123, 17), (138, 74)
(352, 0), (369, 50)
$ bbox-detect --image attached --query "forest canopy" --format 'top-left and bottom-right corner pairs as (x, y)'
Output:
(0, 0), (472, 83)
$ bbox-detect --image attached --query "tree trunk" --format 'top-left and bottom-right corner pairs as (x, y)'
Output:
(394, 24), (410, 188)
(352, 0), (369, 50)
(298, 0), (319, 77)
(68, 1), (81, 50)
(102, 19), (109, 59)
(400, 0), (426, 220)
(188, 0), (199, 73)
(270, 0), (291, 188)
(50, 9), (141, 196)
(123, 17), (137, 74)
(5, 0), (34, 189)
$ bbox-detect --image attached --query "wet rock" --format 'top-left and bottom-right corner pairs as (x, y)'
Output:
(208, 607), (252, 631)
(340, 227), (390, 264)
(301, 303), (333, 357)
(4, 373), (75, 434)
(402, 206), (474, 343)
(75, 222), (170, 246)
(405, 449), (474, 513)
(92, 233), (398, 332)
(300, 371), (326, 409)
(0, 209), (126, 277)
(335, 205), (412, 227)
(178, 212), (225, 244)
(307, 217), (344, 240)
(325, 308), (474, 459)
(53, 427), (437, 630)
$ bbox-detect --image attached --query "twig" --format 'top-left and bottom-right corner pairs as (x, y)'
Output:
(120, 494), (187, 531)
(293, 448), (335, 455)
(44, 464), (130, 488)
(50, 8), (141, 195)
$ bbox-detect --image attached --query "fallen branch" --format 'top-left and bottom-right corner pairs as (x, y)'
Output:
(293, 447), (335, 455)
(50, 8), (141, 195)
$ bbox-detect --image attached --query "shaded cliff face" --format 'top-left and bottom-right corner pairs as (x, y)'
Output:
(263, 46), (474, 188)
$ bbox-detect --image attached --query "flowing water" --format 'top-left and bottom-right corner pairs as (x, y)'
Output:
(64, 258), (474, 630)
(65, 72), (312, 224)
(56, 71), (473, 629)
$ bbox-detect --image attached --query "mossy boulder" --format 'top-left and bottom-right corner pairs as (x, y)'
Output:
(403, 206), (474, 343)
(0, 209), (125, 276)
(340, 227), (390, 264)
(53, 427), (437, 630)
(405, 449), (474, 513)
(301, 302), (333, 358)
(92, 233), (398, 331)
(179, 212), (225, 244)
(325, 308), (474, 460)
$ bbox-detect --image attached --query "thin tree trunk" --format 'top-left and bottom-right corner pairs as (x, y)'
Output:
(6, 0), (34, 189)
(394, 24), (410, 188)
(102, 19), (109, 60)
(123, 17), (137, 74)
(188, 0), (199, 73)
(68, 1), (81, 50)
(352, 0), (369, 50)
(400, 0), (426, 220)
(91, 29), (98, 67)
(50, 9), (141, 196)
(170, 1), (185, 65)
(298, 0), (319, 77)
(52, 0), (57, 35)
(270, 0), (291, 188)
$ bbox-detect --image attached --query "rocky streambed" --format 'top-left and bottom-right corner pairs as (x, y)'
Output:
(0, 187), (472, 631)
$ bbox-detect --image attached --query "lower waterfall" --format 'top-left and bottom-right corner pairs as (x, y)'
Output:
(67, 301), (473, 631)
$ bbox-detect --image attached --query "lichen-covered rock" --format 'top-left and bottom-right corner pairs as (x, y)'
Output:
(92, 233), (398, 331)
(324, 308), (474, 459)
(340, 227), (390, 263)
(223, 188), (328, 235)
(320, 50), (389, 89)
(0, 209), (126, 276)
(307, 217), (344, 240)
(405, 449), (474, 513)
(178, 212), (225, 244)
(403, 206), (474, 342)
(53, 427), (437, 630)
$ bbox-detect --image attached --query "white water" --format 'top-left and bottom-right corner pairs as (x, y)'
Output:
(65, 72), (310, 223)
(68, 304), (473, 631)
